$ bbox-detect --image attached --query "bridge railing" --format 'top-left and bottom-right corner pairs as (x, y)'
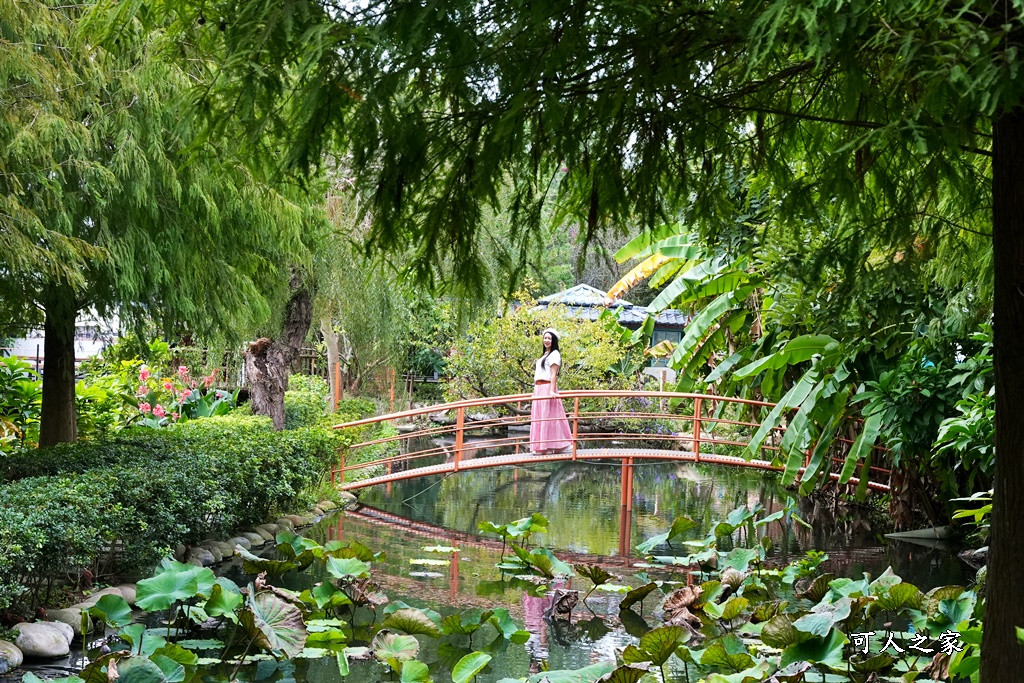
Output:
(331, 390), (892, 492)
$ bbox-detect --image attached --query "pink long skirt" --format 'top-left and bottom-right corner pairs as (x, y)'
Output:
(530, 383), (573, 453)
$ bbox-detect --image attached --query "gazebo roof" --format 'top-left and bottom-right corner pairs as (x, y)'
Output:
(534, 284), (689, 330)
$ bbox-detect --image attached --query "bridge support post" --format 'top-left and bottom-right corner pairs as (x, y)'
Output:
(618, 457), (634, 556)
(571, 397), (580, 461)
(454, 407), (465, 471)
(693, 397), (703, 463)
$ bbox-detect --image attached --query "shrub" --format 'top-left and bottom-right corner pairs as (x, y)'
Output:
(284, 391), (329, 429)
(0, 415), (345, 611)
(288, 374), (330, 396)
(335, 397), (377, 420)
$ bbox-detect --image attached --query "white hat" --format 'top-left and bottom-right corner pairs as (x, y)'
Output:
(542, 327), (560, 339)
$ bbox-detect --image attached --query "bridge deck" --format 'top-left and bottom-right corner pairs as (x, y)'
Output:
(338, 447), (886, 492)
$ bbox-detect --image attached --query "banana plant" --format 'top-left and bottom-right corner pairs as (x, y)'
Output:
(610, 225), (894, 495)
(610, 226), (766, 392)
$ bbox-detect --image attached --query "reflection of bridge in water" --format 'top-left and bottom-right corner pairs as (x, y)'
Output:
(332, 391), (892, 555)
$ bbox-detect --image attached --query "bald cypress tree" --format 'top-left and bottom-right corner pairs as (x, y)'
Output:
(1, 0), (321, 445)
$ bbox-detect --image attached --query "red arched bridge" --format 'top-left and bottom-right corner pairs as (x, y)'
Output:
(331, 391), (892, 492)
(331, 391), (891, 553)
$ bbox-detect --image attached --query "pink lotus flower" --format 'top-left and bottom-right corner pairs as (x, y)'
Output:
(139, 367), (151, 382)
(163, 381), (174, 391)
(153, 405), (166, 418)
(178, 365), (189, 378)
(139, 402), (152, 413)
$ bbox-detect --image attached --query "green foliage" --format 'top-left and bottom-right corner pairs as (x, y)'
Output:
(446, 294), (634, 399)
(0, 415), (340, 611)
(0, 356), (41, 453)
(284, 391), (329, 430)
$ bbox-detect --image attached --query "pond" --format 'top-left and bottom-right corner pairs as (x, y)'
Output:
(15, 445), (973, 683)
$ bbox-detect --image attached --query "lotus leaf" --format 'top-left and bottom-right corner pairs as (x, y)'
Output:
(117, 656), (173, 683)
(136, 566), (206, 612)
(623, 626), (685, 666)
(488, 608), (531, 644)
(721, 548), (760, 573)
(867, 566), (904, 596)
(521, 660), (616, 683)
(618, 582), (658, 611)
(796, 573), (835, 603)
(236, 545), (300, 576)
(850, 653), (895, 673)
(760, 615), (815, 649)
(400, 660), (432, 683)
(311, 580), (352, 608)
(792, 597), (852, 638)
(372, 632), (420, 666)
(381, 608), (442, 638)
(699, 634), (755, 671)
(779, 628), (847, 668)
(239, 591), (307, 658)
(874, 582), (923, 612)
(703, 661), (771, 683)
(204, 580), (243, 622)
(89, 594), (133, 628)
(410, 558), (450, 566)
(452, 652), (492, 683)
(326, 556), (371, 579)
(325, 539), (384, 562)
(575, 564), (615, 586)
(441, 609), (494, 635)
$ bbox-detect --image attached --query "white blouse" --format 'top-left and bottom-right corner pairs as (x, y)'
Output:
(534, 350), (561, 382)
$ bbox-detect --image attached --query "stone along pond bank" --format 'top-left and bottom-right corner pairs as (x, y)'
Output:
(0, 495), (354, 673)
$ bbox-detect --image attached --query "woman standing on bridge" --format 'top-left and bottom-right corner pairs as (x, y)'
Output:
(530, 328), (573, 454)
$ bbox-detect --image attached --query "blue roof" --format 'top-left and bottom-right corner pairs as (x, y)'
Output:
(534, 284), (689, 330)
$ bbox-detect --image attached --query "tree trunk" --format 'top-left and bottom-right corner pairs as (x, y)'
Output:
(245, 270), (314, 430)
(322, 319), (340, 410)
(980, 108), (1024, 681)
(245, 337), (289, 430)
(38, 285), (78, 447)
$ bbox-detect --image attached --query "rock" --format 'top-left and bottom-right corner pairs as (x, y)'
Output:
(318, 500), (338, 511)
(275, 518), (295, 530)
(200, 543), (224, 563)
(228, 536), (252, 550)
(338, 491), (357, 504)
(249, 527), (275, 542)
(115, 584), (137, 606)
(175, 543), (187, 562)
(40, 621), (74, 645)
(45, 609), (90, 637)
(241, 531), (266, 547)
(14, 623), (70, 658)
(0, 640), (24, 669)
(286, 515), (309, 527)
(214, 541), (235, 557)
(187, 547), (216, 566)
(187, 557), (204, 567)
(310, 506), (325, 516)
(256, 523), (281, 538)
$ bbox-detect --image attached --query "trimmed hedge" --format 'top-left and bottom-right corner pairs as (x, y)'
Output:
(0, 414), (350, 610)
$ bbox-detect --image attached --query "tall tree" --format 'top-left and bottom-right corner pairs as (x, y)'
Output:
(0, 0), (319, 445)
(139, 0), (1021, 674)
